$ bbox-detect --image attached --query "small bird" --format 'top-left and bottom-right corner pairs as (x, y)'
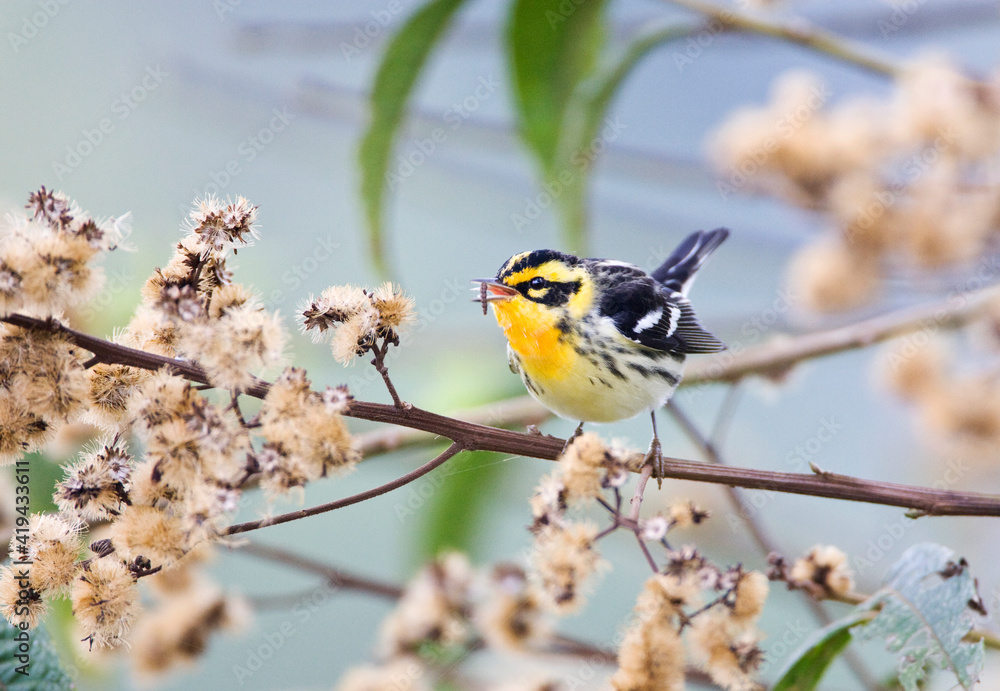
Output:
(472, 229), (729, 476)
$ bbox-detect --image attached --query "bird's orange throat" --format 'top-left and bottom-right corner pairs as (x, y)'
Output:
(491, 299), (569, 379)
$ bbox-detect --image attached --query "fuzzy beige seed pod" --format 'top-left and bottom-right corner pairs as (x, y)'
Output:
(790, 545), (855, 597)
(530, 521), (605, 614)
(110, 505), (188, 568)
(72, 558), (139, 649)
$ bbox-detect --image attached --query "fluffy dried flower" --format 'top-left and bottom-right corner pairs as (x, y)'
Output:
(610, 614), (685, 691)
(530, 521), (604, 613)
(258, 368), (358, 495)
(54, 439), (133, 520)
(72, 557), (139, 649)
(379, 552), (473, 657)
(132, 580), (250, 676)
(110, 505), (188, 568)
(301, 283), (415, 364)
(787, 239), (880, 312)
(790, 545), (855, 597)
(529, 472), (566, 533)
(184, 195), (259, 255)
(12, 513), (83, 594)
(0, 188), (124, 314)
(85, 362), (149, 431)
(668, 499), (710, 529)
(474, 564), (551, 651)
(880, 337), (949, 401)
(0, 565), (46, 629)
(689, 611), (765, 691)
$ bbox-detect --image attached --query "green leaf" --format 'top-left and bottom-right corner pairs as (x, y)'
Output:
(552, 21), (700, 251)
(358, 0), (470, 277)
(506, 0), (609, 172)
(0, 620), (75, 690)
(853, 543), (985, 691)
(771, 610), (873, 691)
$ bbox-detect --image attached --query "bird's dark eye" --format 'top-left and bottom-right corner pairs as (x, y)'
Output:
(529, 277), (546, 289)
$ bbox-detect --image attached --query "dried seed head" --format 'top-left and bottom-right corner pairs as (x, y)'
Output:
(72, 557), (139, 649)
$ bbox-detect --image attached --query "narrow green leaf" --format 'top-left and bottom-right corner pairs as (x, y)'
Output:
(358, 0), (469, 278)
(0, 621), (74, 690)
(852, 543), (985, 690)
(771, 610), (873, 691)
(506, 0), (609, 172)
(553, 22), (700, 251)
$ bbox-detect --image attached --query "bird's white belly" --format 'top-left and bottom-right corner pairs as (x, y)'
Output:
(508, 343), (685, 423)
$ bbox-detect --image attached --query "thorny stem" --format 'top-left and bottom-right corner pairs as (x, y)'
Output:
(225, 442), (463, 535)
(6, 309), (1000, 515)
(662, 0), (899, 78)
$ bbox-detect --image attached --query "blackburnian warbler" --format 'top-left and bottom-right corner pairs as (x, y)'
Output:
(473, 229), (729, 473)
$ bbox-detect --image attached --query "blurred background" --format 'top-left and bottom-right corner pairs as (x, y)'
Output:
(2, 0), (1000, 688)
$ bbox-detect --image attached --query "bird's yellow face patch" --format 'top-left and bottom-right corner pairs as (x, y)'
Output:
(487, 251), (594, 380)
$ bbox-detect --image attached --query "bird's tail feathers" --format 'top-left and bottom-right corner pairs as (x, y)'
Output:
(652, 228), (729, 295)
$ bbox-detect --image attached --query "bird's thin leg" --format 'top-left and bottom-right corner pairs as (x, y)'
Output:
(646, 410), (663, 488)
(561, 421), (585, 455)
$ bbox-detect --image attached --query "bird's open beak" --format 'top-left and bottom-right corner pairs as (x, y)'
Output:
(471, 279), (518, 313)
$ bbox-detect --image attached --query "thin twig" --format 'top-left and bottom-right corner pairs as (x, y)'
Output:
(371, 338), (407, 409)
(662, 0), (899, 77)
(684, 286), (999, 386)
(226, 442), (463, 535)
(236, 541), (403, 599)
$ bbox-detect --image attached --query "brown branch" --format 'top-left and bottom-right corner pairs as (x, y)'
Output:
(236, 541), (403, 600)
(662, 0), (899, 78)
(684, 286), (999, 386)
(7, 311), (1000, 517)
(667, 401), (884, 691)
(226, 442), (464, 535)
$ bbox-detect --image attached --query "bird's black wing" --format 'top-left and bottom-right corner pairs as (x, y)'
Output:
(599, 276), (726, 354)
(651, 228), (729, 295)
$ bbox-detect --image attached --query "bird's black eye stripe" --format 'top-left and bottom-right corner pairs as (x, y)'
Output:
(516, 279), (581, 306)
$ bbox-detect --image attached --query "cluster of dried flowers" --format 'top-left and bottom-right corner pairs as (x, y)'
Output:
(711, 55), (1000, 312)
(332, 432), (770, 690)
(534, 433), (767, 691)
(879, 320), (1000, 463)
(339, 554), (554, 690)
(0, 189), (419, 678)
